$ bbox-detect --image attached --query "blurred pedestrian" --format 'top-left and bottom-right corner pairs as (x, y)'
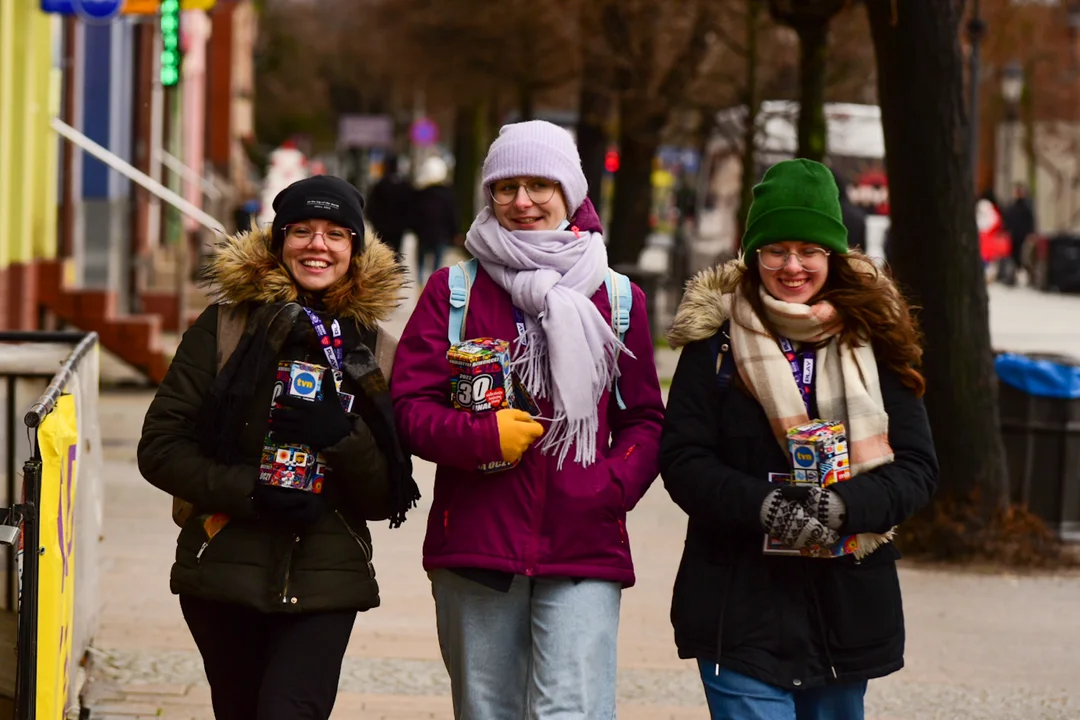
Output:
(829, 168), (867, 251)
(1002, 183), (1036, 286)
(411, 155), (460, 286)
(392, 120), (665, 719)
(366, 152), (413, 259)
(661, 159), (938, 720)
(138, 175), (419, 720)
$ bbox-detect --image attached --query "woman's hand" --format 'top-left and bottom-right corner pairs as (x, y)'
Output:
(495, 409), (544, 463)
(760, 488), (840, 549)
(270, 369), (352, 452)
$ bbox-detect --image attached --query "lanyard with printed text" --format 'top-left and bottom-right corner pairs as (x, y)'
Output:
(512, 306), (528, 347)
(302, 307), (343, 371)
(779, 337), (815, 412)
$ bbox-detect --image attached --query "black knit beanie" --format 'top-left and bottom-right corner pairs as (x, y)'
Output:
(271, 175), (366, 255)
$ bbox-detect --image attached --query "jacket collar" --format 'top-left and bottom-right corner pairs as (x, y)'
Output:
(201, 225), (408, 328)
(666, 258), (745, 348)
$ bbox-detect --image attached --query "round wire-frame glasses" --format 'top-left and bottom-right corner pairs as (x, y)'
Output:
(488, 179), (561, 206)
(756, 246), (831, 273)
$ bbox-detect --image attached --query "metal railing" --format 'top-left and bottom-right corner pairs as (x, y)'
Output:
(0, 331), (99, 720)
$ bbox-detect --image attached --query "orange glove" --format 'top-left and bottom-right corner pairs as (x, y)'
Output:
(495, 409), (544, 463)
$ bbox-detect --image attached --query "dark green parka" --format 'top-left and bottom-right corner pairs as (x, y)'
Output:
(138, 226), (408, 614)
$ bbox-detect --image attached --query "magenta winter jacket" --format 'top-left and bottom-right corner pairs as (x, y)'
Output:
(391, 263), (665, 587)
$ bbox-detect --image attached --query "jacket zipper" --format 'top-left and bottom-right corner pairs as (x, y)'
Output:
(281, 538), (295, 605)
(336, 510), (374, 577)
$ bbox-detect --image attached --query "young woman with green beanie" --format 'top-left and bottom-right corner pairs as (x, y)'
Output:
(659, 158), (938, 719)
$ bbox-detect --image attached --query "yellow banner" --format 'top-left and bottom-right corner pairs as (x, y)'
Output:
(36, 395), (79, 720)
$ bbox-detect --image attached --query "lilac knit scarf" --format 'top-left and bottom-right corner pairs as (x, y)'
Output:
(464, 208), (628, 468)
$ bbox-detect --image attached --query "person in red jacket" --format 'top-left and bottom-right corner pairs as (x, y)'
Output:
(391, 120), (665, 719)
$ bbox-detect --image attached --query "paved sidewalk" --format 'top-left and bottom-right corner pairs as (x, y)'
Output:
(85, 388), (1080, 720)
(85, 282), (1080, 719)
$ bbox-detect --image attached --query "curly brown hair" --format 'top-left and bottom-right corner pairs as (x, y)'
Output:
(739, 249), (926, 397)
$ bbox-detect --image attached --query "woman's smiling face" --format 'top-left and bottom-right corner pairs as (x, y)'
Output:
(756, 241), (831, 304)
(490, 177), (568, 232)
(281, 218), (354, 292)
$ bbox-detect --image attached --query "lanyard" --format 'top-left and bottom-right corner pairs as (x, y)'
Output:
(512, 306), (528, 347)
(779, 337), (815, 412)
(302, 307), (343, 371)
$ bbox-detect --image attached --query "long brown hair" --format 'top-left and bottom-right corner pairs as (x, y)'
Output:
(740, 249), (926, 397)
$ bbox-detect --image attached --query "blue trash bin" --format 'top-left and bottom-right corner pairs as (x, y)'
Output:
(995, 353), (1080, 540)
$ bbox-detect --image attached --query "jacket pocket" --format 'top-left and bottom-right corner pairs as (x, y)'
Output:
(183, 513), (231, 565)
(818, 543), (902, 650)
(336, 510), (374, 577)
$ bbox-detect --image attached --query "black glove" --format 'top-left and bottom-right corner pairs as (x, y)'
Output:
(252, 484), (326, 527)
(270, 369), (352, 453)
(760, 488), (840, 550)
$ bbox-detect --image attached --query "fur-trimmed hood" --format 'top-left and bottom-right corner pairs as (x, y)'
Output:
(667, 258), (746, 348)
(201, 224), (408, 328)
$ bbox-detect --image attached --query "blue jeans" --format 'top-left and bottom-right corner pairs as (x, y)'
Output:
(431, 569), (621, 719)
(698, 661), (867, 720)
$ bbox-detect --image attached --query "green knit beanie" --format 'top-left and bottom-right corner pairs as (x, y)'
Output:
(742, 158), (849, 256)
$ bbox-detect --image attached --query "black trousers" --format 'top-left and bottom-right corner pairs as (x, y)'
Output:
(180, 594), (356, 720)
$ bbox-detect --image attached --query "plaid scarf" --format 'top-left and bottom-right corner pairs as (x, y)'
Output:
(729, 286), (896, 553)
(729, 286), (894, 474)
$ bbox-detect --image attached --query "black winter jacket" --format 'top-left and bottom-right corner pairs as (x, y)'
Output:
(138, 226), (407, 614)
(659, 265), (939, 691)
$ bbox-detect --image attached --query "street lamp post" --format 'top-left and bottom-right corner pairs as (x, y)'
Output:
(1001, 61), (1025, 200)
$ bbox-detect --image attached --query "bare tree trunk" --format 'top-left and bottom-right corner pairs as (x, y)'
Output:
(737, 0), (763, 240)
(865, 0), (1009, 511)
(452, 103), (481, 235)
(577, 0), (614, 210)
(794, 19), (828, 161)
(608, 100), (663, 267)
(577, 74), (612, 212)
(519, 83), (535, 121)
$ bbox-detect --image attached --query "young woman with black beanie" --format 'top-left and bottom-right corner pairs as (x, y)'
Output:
(138, 175), (419, 720)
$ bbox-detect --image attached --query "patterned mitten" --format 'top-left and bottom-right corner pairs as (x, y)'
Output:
(760, 489), (840, 549)
(805, 486), (847, 531)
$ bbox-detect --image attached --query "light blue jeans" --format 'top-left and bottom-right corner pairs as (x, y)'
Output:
(430, 569), (622, 719)
(698, 661), (867, 720)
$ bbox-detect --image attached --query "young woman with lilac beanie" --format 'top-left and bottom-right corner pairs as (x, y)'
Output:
(391, 120), (665, 718)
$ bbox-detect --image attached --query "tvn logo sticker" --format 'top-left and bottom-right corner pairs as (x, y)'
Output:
(290, 370), (320, 399)
(793, 446), (815, 468)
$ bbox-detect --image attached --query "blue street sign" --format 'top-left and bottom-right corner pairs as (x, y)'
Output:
(409, 117), (439, 147)
(41, 0), (124, 21)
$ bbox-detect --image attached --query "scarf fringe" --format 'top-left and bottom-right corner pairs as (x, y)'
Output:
(853, 528), (896, 560)
(513, 329), (633, 469)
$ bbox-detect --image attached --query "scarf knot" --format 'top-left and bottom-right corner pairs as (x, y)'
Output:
(465, 209), (630, 468)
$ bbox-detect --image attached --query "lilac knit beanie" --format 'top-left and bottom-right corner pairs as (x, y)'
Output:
(481, 120), (588, 214)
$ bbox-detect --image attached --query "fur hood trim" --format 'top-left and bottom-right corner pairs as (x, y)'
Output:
(201, 224), (408, 328)
(666, 257), (746, 348)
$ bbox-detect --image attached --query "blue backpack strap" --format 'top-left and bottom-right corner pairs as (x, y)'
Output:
(604, 269), (633, 410)
(708, 320), (735, 390)
(447, 258), (479, 345)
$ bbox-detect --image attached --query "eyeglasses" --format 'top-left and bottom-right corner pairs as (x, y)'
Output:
(489, 179), (560, 206)
(283, 224), (355, 252)
(757, 245), (831, 273)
